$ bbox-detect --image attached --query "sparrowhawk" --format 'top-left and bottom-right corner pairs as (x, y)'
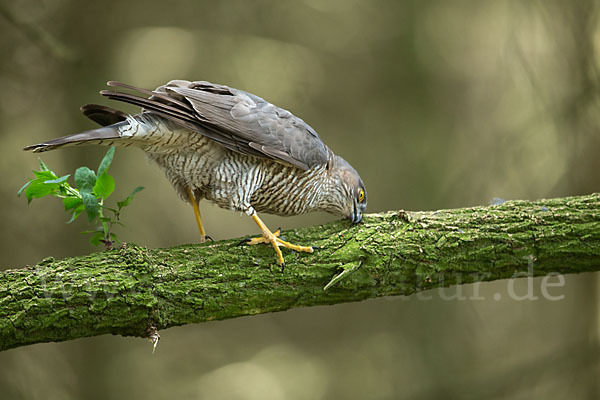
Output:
(24, 80), (368, 269)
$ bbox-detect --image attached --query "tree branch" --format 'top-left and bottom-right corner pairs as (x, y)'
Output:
(1, 194), (599, 351)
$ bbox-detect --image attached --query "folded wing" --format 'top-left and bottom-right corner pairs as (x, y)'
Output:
(101, 80), (331, 170)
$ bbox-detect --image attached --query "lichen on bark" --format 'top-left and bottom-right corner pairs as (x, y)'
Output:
(1, 193), (599, 351)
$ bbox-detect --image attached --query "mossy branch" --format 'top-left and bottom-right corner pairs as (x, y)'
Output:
(1, 194), (599, 351)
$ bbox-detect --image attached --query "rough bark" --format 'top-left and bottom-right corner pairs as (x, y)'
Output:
(1, 194), (599, 351)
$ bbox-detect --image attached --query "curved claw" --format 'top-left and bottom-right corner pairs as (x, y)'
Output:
(246, 215), (313, 270)
(236, 238), (252, 246)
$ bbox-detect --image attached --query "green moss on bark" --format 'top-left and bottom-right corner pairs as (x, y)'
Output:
(1, 193), (599, 351)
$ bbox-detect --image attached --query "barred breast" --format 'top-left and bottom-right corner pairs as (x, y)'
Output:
(145, 139), (326, 216)
(250, 162), (328, 215)
(125, 116), (329, 216)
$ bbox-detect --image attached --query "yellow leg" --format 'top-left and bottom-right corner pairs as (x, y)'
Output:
(186, 187), (207, 242)
(249, 214), (313, 270)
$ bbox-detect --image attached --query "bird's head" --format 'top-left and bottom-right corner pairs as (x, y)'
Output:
(325, 155), (367, 224)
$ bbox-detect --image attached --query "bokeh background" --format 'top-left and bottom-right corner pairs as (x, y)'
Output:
(1, 0), (599, 398)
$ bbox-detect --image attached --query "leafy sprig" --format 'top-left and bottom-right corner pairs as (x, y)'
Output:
(18, 148), (143, 250)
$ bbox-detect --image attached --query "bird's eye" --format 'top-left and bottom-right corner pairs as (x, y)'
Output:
(358, 188), (365, 203)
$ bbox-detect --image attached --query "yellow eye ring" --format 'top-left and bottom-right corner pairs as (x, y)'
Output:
(358, 189), (365, 202)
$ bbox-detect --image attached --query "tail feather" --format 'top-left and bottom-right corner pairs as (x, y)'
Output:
(23, 122), (127, 153)
(81, 104), (128, 127)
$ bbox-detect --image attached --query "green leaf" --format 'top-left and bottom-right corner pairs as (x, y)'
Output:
(97, 147), (115, 177)
(101, 220), (109, 236)
(74, 167), (96, 194)
(17, 181), (31, 197)
(82, 192), (100, 221)
(63, 197), (82, 211)
(117, 186), (144, 209)
(24, 180), (58, 203)
(44, 174), (70, 184)
(67, 204), (85, 223)
(93, 172), (115, 199)
(89, 232), (104, 246)
(39, 158), (51, 172)
(110, 232), (120, 243)
(33, 170), (57, 180)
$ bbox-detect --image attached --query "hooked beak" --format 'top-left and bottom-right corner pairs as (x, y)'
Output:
(350, 202), (362, 224)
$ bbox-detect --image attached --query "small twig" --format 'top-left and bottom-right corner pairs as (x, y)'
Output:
(324, 260), (363, 291)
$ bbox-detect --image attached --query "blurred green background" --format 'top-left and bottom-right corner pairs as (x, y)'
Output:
(1, 0), (599, 398)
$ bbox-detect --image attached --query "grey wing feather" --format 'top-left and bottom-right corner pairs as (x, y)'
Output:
(80, 104), (128, 126)
(102, 80), (331, 170)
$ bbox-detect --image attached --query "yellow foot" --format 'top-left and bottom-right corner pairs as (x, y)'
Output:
(246, 216), (314, 272)
(244, 227), (281, 245)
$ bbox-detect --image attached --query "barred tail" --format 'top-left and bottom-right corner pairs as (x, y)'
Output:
(23, 122), (128, 153)
(24, 104), (141, 153)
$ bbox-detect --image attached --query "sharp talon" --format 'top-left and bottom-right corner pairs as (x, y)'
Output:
(237, 238), (251, 246)
(280, 263), (285, 273)
(206, 235), (214, 242)
(312, 246), (321, 250)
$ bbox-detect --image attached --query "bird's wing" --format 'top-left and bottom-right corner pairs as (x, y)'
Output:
(101, 80), (331, 170)
(80, 104), (128, 126)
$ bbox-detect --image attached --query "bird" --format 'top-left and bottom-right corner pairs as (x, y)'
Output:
(24, 80), (367, 270)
